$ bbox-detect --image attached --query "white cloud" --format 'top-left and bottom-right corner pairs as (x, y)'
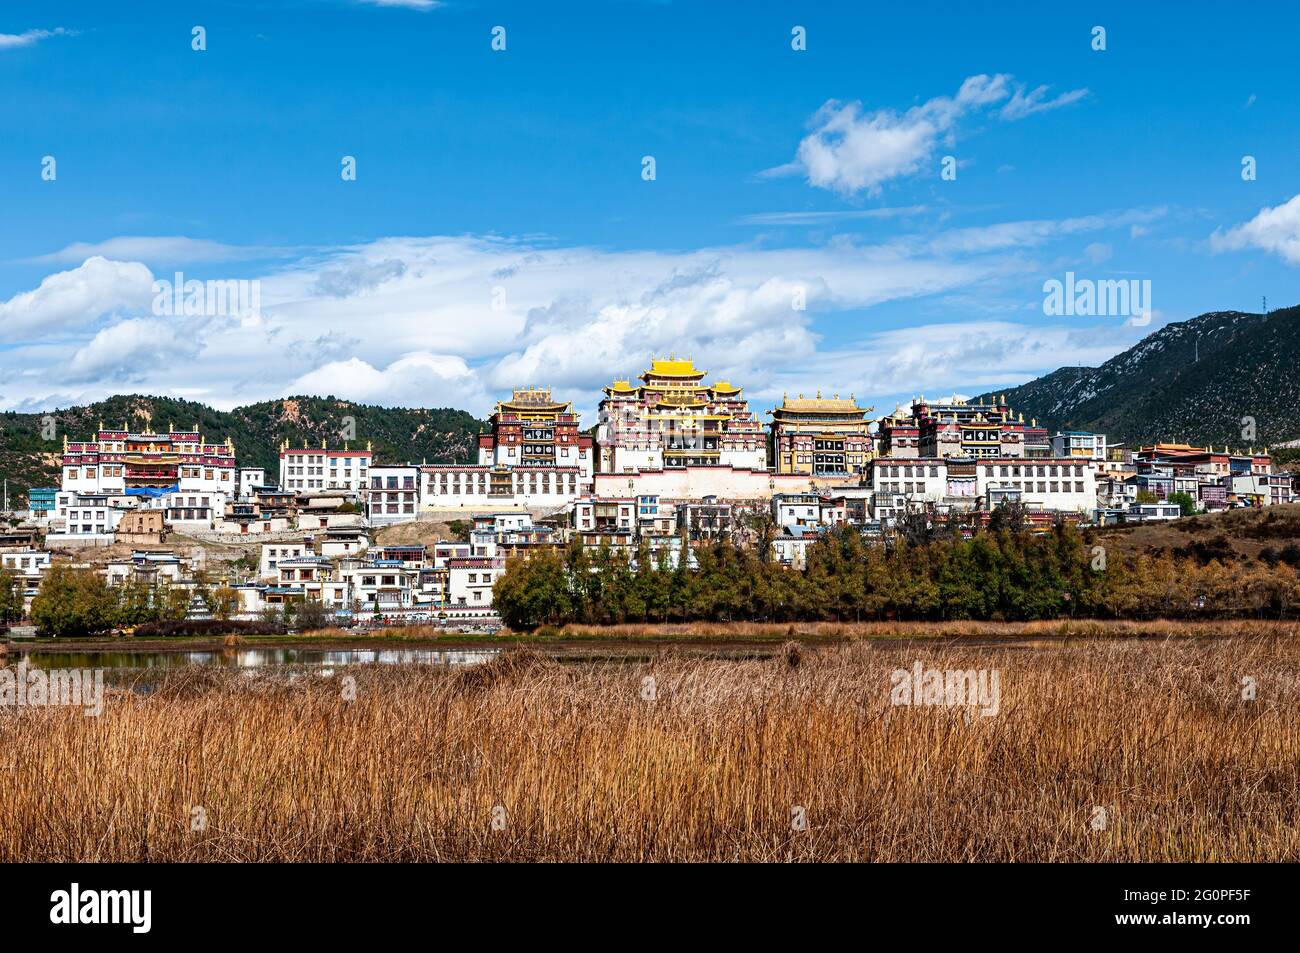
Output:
(769, 74), (1087, 195)
(1083, 242), (1113, 265)
(27, 236), (294, 266)
(1210, 194), (1300, 265)
(287, 352), (484, 408)
(733, 206), (927, 226)
(760, 320), (1146, 411)
(0, 28), (72, 50)
(917, 208), (1165, 256)
(355, 0), (442, 9)
(999, 84), (1089, 120)
(0, 256), (154, 338)
(67, 318), (202, 383)
(312, 258), (407, 297)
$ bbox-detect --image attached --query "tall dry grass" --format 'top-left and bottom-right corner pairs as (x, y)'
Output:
(2, 637), (1298, 861)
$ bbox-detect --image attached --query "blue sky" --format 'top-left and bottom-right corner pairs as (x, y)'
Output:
(2, 0), (1297, 419)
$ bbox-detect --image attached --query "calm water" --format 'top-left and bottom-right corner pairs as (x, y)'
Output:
(11, 647), (501, 671)
(5, 633), (1181, 675)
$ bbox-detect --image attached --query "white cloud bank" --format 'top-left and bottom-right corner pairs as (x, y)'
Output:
(0, 215), (1153, 416)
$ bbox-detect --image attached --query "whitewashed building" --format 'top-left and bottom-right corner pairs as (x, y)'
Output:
(237, 468), (266, 500)
(420, 464), (585, 511)
(366, 466), (421, 525)
(279, 442), (372, 494)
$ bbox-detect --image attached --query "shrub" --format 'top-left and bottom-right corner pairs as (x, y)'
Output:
(133, 618), (286, 638)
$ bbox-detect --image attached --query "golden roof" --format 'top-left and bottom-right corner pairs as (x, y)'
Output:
(644, 357), (705, 379)
(776, 394), (866, 413)
(505, 386), (563, 405)
(712, 380), (741, 394)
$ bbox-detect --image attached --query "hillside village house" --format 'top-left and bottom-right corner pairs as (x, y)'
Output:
(237, 467), (266, 500)
(1, 550), (51, 614)
(278, 441), (372, 494)
(366, 466), (420, 525)
(116, 509), (168, 543)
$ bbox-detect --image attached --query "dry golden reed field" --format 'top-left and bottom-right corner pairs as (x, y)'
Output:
(2, 630), (1299, 862)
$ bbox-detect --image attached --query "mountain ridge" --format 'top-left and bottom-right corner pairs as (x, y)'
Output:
(974, 305), (1300, 449)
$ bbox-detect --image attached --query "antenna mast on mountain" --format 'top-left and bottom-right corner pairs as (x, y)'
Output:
(1262, 296), (1268, 316)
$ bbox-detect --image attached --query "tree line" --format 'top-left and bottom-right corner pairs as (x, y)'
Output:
(493, 516), (1300, 630)
(10, 563), (338, 637)
(21, 565), (240, 638)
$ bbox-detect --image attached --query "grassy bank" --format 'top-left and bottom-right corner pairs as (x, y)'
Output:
(2, 636), (1297, 861)
(12, 618), (1300, 654)
(514, 618), (1300, 641)
(10, 618), (1300, 655)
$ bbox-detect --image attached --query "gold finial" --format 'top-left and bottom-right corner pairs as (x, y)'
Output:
(816, 389), (821, 399)
(366, 440), (372, 452)
(321, 438), (327, 450)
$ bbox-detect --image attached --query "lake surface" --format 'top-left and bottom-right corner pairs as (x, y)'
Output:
(4, 631), (1219, 676)
(10, 647), (501, 671)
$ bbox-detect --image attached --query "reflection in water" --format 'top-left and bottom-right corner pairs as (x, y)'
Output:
(13, 647), (500, 672)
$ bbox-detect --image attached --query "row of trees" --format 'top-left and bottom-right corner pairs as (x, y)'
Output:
(493, 520), (1300, 630)
(24, 565), (241, 638)
(14, 564), (341, 637)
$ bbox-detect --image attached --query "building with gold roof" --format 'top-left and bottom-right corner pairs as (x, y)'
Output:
(768, 393), (873, 475)
(477, 386), (593, 479)
(596, 357), (766, 473)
